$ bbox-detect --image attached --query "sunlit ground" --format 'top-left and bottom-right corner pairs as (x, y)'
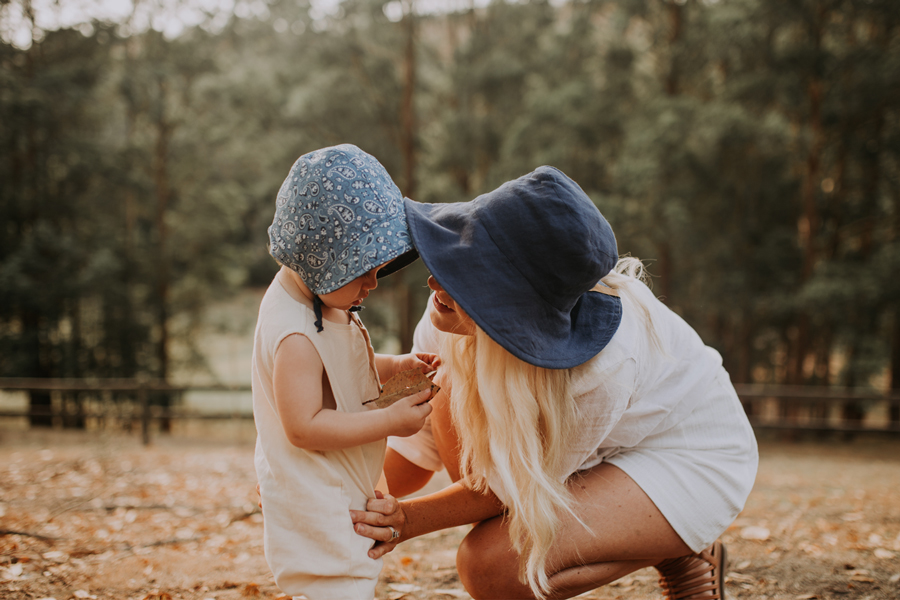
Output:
(1, 429), (899, 600)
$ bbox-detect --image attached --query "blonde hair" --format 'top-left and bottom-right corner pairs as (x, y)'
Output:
(439, 256), (661, 598)
(442, 329), (578, 597)
(605, 256), (664, 356)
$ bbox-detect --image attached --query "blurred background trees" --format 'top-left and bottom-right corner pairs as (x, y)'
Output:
(2, 0), (898, 420)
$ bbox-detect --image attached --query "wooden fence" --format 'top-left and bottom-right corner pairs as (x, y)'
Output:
(734, 383), (900, 434)
(0, 378), (252, 445)
(1, 379), (899, 444)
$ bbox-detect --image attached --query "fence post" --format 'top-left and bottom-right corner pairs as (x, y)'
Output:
(139, 387), (150, 446)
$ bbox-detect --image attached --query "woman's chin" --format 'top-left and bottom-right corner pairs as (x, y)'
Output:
(430, 313), (473, 336)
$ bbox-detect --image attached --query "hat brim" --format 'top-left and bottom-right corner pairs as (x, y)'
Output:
(404, 198), (622, 369)
(377, 248), (420, 278)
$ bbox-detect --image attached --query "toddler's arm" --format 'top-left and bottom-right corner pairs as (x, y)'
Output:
(375, 352), (441, 385)
(274, 334), (433, 451)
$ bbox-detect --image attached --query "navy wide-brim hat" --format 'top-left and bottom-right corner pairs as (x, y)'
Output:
(404, 166), (622, 369)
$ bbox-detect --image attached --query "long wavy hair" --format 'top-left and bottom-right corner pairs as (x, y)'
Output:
(439, 256), (658, 598)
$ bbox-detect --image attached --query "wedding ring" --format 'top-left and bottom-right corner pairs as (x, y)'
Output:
(388, 526), (400, 541)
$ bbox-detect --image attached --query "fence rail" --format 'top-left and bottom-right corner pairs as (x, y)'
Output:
(1, 379), (899, 443)
(0, 378), (253, 444)
(733, 383), (900, 434)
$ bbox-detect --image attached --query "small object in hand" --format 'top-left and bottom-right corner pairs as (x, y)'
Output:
(363, 368), (440, 409)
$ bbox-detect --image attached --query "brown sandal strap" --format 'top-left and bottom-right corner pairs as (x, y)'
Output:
(656, 540), (727, 600)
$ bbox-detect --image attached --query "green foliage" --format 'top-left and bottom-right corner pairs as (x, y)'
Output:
(1, 0), (898, 393)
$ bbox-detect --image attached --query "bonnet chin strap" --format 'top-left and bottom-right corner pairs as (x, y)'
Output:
(312, 295), (324, 333)
(312, 296), (364, 333)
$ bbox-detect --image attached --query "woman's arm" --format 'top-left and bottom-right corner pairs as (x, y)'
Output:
(383, 447), (434, 497)
(350, 481), (504, 559)
(404, 481), (504, 539)
(274, 334), (433, 450)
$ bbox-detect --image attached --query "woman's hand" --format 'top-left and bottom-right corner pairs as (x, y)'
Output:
(350, 490), (407, 559)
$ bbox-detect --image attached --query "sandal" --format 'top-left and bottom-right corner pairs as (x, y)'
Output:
(655, 539), (728, 599)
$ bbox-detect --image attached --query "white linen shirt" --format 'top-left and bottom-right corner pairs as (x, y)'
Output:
(387, 278), (725, 504)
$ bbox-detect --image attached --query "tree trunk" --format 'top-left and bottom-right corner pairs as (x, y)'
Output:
(891, 311), (900, 426)
(664, 0), (683, 97)
(655, 0), (683, 305)
(787, 6), (826, 385)
(154, 79), (170, 384)
(398, 1), (418, 353)
(154, 77), (172, 432)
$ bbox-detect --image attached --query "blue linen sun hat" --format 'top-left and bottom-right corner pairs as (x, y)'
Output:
(268, 144), (418, 295)
(404, 166), (622, 369)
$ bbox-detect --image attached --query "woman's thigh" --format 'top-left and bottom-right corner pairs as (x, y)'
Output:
(456, 463), (692, 591)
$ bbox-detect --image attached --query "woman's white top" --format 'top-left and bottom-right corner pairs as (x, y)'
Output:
(389, 278), (728, 500)
(252, 274), (384, 599)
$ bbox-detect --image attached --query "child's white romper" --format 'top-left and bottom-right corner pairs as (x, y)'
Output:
(252, 275), (384, 600)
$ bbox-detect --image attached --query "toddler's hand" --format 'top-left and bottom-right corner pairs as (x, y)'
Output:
(385, 388), (433, 437)
(391, 352), (441, 379)
(414, 352), (441, 372)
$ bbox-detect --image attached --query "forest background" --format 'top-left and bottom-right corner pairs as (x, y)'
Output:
(2, 0), (899, 421)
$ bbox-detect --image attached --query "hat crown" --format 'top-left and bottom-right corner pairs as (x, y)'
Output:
(477, 167), (618, 310)
(267, 144), (414, 294)
(403, 165), (623, 369)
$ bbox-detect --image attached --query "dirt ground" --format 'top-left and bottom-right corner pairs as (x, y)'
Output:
(1, 429), (899, 600)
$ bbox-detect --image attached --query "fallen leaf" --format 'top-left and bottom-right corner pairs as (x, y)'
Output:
(388, 583), (423, 593)
(0, 563), (24, 581)
(740, 526), (771, 541)
(365, 369), (440, 409)
(795, 595), (818, 599)
(727, 572), (755, 584)
(433, 590), (469, 598)
(42, 550), (68, 563)
(241, 582), (260, 596)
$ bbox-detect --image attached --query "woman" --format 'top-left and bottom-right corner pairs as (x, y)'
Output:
(350, 166), (758, 600)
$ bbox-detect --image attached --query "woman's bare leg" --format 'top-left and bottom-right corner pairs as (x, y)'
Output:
(431, 381), (698, 599)
(455, 463), (693, 599)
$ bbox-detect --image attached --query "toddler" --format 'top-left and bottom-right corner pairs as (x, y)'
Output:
(252, 144), (435, 600)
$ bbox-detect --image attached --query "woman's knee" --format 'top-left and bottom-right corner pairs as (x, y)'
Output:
(457, 520), (529, 599)
(456, 525), (489, 590)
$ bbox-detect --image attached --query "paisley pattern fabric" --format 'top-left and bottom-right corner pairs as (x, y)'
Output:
(268, 144), (414, 295)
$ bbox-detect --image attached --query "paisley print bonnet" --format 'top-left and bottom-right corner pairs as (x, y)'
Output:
(268, 144), (416, 296)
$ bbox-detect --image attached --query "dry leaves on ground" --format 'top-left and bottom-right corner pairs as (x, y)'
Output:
(1, 430), (899, 599)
